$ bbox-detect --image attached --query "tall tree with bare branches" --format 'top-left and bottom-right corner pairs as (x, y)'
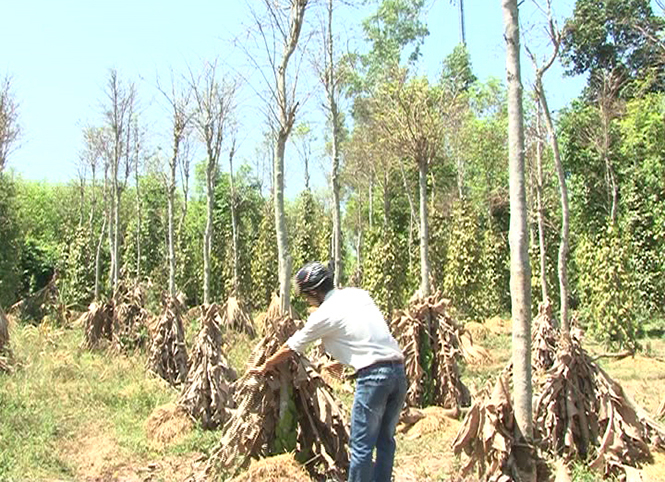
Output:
(0, 75), (21, 173)
(158, 73), (193, 297)
(501, 0), (535, 479)
(102, 70), (137, 293)
(248, 0), (309, 313)
(526, 0), (571, 333)
(371, 71), (445, 297)
(190, 60), (237, 305)
(320, 0), (344, 287)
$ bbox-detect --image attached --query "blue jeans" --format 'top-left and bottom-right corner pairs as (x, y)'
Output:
(348, 360), (407, 482)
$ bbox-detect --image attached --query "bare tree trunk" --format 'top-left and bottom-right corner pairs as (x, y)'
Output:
(273, 0), (308, 315)
(134, 122), (141, 281)
(600, 108), (619, 225)
(96, 165), (109, 301)
(168, 152), (177, 297)
(190, 61), (235, 306)
(229, 139), (240, 294)
(399, 161), (417, 273)
(369, 173), (374, 231)
(95, 217), (107, 301)
(382, 172), (390, 227)
(113, 177), (121, 290)
(274, 133), (292, 313)
(526, 4), (571, 333)
(158, 74), (193, 297)
(104, 70), (135, 293)
(418, 158), (431, 297)
(537, 80), (570, 333)
(325, 0), (343, 287)
(501, 2), (534, 478)
(204, 160), (215, 305)
(458, 0), (466, 46)
(331, 108), (342, 286)
(535, 104), (549, 304)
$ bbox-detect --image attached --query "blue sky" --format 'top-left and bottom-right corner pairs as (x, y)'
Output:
(2, 0), (584, 194)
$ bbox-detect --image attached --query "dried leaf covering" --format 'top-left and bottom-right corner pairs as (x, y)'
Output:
(220, 296), (256, 338)
(256, 294), (295, 335)
(209, 315), (349, 481)
(147, 295), (189, 387)
(391, 293), (471, 409)
(80, 301), (114, 349)
(113, 284), (150, 351)
(178, 304), (237, 429)
(658, 397), (665, 419)
(9, 275), (65, 324)
(452, 372), (515, 481)
(532, 302), (558, 372)
(0, 305), (12, 373)
(534, 335), (665, 479)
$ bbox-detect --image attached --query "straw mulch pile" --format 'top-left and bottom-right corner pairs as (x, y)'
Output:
(452, 369), (518, 481)
(145, 402), (194, 448)
(178, 304), (237, 429)
(112, 283), (150, 351)
(255, 294), (295, 335)
(227, 453), (312, 482)
(9, 275), (66, 324)
(79, 301), (114, 349)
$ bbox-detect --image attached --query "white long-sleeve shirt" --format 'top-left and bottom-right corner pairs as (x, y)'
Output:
(286, 288), (404, 371)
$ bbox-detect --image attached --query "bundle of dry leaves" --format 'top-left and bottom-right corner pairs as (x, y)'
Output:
(208, 314), (349, 481)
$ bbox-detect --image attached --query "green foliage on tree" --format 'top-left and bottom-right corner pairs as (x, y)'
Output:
(574, 227), (637, 350)
(0, 174), (21, 307)
(362, 225), (408, 318)
(561, 0), (665, 94)
(59, 225), (95, 307)
(442, 200), (482, 320)
(250, 200), (279, 312)
(618, 93), (665, 317)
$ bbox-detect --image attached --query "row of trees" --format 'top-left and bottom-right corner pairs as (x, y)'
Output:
(0, 0), (663, 340)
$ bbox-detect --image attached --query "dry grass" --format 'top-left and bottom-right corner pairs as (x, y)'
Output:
(145, 403), (194, 448)
(3, 307), (665, 482)
(394, 417), (463, 481)
(228, 453), (312, 482)
(598, 337), (665, 416)
(484, 316), (512, 335)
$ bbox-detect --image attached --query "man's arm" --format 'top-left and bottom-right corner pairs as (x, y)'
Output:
(249, 343), (294, 375)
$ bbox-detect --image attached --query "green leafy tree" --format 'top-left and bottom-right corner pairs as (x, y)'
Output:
(362, 225), (408, 318)
(561, 0), (665, 94)
(442, 200), (483, 320)
(575, 227), (637, 350)
(250, 200), (279, 312)
(618, 93), (665, 317)
(0, 175), (21, 306)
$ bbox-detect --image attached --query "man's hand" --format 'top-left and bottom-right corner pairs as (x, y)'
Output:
(246, 344), (294, 379)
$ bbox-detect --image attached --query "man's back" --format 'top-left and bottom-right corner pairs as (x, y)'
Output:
(287, 287), (403, 370)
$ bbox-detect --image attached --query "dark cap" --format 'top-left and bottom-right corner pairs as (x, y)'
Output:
(294, 261), (333, 295)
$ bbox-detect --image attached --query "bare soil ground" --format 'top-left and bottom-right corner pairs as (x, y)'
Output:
(2, 320), (665, 481)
